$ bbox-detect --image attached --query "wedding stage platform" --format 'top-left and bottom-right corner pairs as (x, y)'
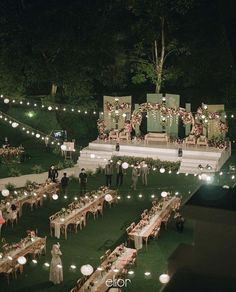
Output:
(77, 140), (231, 174)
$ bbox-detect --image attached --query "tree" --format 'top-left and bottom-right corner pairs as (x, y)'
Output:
(130, 0), (194, 93)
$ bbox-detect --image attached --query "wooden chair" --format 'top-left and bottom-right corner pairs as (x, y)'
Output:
(197, 135), (208, 147)
(3, 264), (14, 284)
(185, 135), (196, 146)
(119, 130), (130, 141)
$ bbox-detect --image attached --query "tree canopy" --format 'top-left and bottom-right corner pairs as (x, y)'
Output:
(0, 0), (234, 106)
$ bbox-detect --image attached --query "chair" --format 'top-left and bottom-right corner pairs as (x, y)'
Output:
(3, 264), (14, 284)
(119, 130), (130, 141)
(197, 135), (208, 147)
(162, 214), (171, 230)
(13, 262), (24, 278)
(74, 215), (85, 233)
(98, 204), (104, 215)
(150, 226), (161, 239)
(185, 135), (196, 146)
(108, 130), (119, 141)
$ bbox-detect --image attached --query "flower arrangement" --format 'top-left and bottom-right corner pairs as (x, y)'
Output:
(131, 102), (194, 130)
(105, 101), (130, 112)
(97, 119), (107, 139)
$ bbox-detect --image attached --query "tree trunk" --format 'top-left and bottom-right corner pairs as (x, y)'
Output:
(155, 17), (165, 94)
(51, 83), (57, 96)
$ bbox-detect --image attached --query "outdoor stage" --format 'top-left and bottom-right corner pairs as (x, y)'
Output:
(78, 140), (231, 174)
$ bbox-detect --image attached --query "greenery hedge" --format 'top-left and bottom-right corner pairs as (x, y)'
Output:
(111, 155), (180, 171)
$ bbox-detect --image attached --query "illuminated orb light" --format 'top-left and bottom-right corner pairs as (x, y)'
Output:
(159, 273), (170, 284)
(61, 145), (67, 151)
(48, 106), (52, 111)
(1, 189), (10, 197)
(105, 194), (113, 202)
(80, 264), (94, 276)
(144, 272), (151, 276)
(12, 122), (19, 128)
(160, 167), (165, 173)
(4, 98), (10, 104)
(90, 154), (95, 158)
(52, 194), (58, 200)
(161, 191), (168, 198)
(122, 162), (129, 169)
(17, 256), (27, 265)
(36, 133), (40, 138)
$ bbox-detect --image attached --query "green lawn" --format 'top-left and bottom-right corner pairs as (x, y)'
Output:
(0, 166), (235, 292)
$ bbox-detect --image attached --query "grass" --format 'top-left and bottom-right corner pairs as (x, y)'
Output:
(0, 165), (235, 292)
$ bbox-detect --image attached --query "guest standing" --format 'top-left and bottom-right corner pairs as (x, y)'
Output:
(49, 244), (63, 285)
(131, 164), (139, 190)
(79, 168), (87, 195)
(48, 165), (58, 182)
(140, 161), (149, 186)
(0, 210), (5, 236)
(175, 212), (185, 233)
(105, 160), (113, 187)
(116, 160), (124, 187)
(60, 173), (69, 195)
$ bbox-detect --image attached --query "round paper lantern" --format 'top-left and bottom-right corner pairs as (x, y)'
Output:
(161, 191), (168, 198)
(159, 273), (170, 284)
(60, 145), (67, 151)
(80, 264), (94, 276)
(17, 256), (27, 265)
(52, 194), (59, 200)
(90, 154), (95, 158)
(4, 98), (10, 104)
(122, 162), (129, 169)
(160, 167), (165, 173)
(12, 122), (19, 128)
(105, 194), (113, 202)
(36, 133), (40, 138)
(1, 189), (10, 197)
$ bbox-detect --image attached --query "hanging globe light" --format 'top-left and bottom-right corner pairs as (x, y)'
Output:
(1, 189), (10, 197)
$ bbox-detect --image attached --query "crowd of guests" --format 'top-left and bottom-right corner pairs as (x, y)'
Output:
(105, 159), (149, 190)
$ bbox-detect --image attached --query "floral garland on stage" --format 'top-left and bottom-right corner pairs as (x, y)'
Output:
(131, 102), (195, 130)
(195, 105), (228, 134)
(105, 101), (130, 112)
(97, 119), (107, 138)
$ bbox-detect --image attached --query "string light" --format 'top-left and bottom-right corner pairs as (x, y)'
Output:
(0, 95), (98, 115)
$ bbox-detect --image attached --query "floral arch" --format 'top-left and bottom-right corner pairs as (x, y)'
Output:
(131, 102), (196, 133)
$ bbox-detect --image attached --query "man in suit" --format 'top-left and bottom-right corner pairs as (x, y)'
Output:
(140, 161), (149, 186)
(131, 164), (140, 191)
(105, 160), (113, 187)
(116, 159), (124, 187)
(79, 168), (88, 195)
(48, 165), (58, 182)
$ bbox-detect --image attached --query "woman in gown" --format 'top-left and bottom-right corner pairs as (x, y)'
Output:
(49, 244), (63, 284)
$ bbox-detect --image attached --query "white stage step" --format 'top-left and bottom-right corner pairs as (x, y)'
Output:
(77, 140), (231, 173)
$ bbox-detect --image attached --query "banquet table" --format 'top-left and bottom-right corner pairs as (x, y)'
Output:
(128, 196), (181, 250)
(50, 189), (117, 239)
(78, 246), (136, 292)
(0, 236), (44, 274)
(0, 182), (59, 218)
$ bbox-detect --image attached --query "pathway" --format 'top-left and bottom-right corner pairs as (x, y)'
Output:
(0, 164), (81, 189)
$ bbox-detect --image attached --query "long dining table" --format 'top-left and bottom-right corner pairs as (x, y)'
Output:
(0, 182), (59, 218)
(78, 246), (136, 292)
(0, 235), (45, 274)
(50, 189), (117, 239)
(128, 196), (181, 250)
